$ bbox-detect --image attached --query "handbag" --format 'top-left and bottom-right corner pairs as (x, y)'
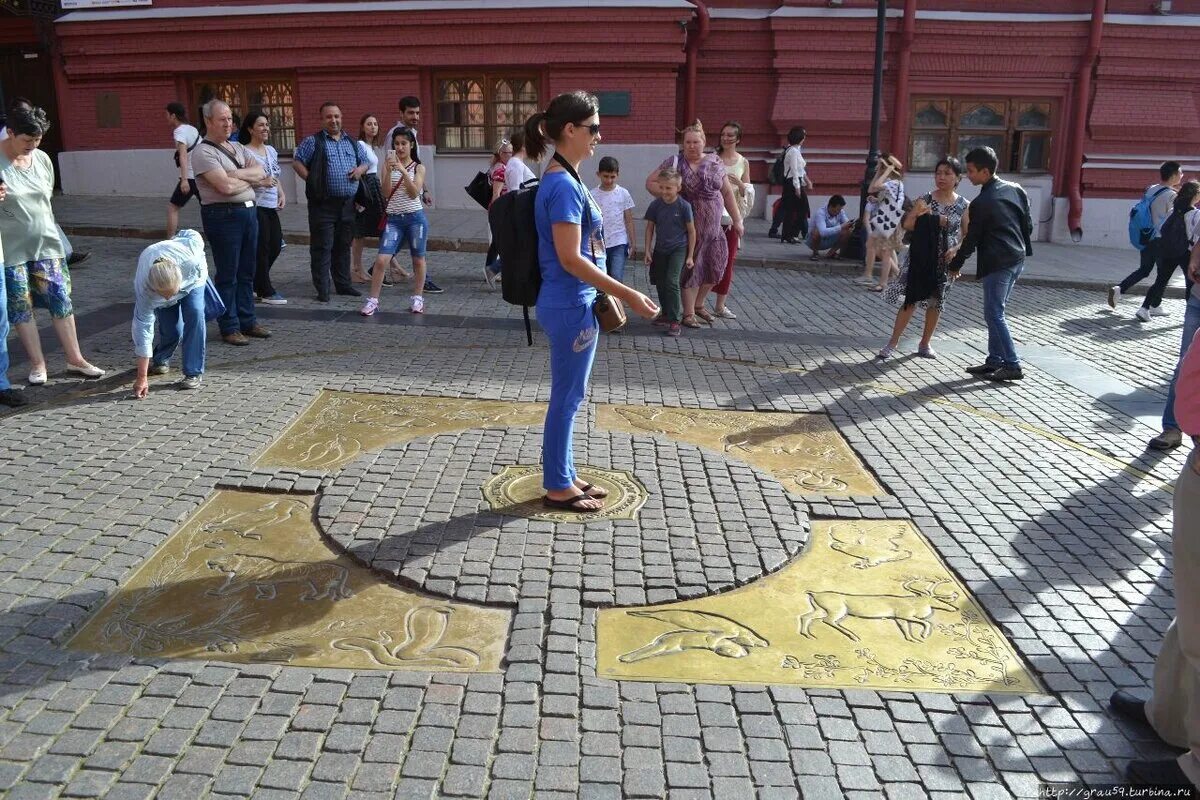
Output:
(203, 278), (225, 322)
(465, 170), (492, 210)
(593, 291), (627, 333)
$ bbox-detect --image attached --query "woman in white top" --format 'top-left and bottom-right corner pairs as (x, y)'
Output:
(710, 121), (752, 319)
(352, 114), (385, 284)
(779, 125), (812, 244)
(361, 126), (428, 317)
(239, 112), (287, 305)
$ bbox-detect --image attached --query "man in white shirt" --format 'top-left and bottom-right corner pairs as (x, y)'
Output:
(166, 102), (202, 238)
(808, 195), (853, 260)
(780, 126), (813, 244)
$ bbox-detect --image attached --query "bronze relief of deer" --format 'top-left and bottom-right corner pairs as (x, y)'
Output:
(797, 578), (960, 643)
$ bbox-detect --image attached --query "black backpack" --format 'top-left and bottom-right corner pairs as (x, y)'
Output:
(769, 146), (790, 185)
(1159, 208), (1191, 262)
(489, 179), (542, 345)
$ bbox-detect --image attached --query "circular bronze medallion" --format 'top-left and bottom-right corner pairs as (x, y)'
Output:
(481, 465), (647, 522)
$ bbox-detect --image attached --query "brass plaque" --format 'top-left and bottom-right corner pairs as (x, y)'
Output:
(258, 391), (547, 471)
(481, 465), (648, 523)
(597, 405), (884, 497)
(597, 519), (1039, 694)
(69, 492), (510, 672)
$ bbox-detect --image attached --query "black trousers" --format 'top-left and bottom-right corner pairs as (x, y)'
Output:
(255, 206), (282, 298)
(780, 181), (810, 241)
(308, 195), (355, 295)
(1118, 239), (1160, 294)
(1146, 252), (1186, 309)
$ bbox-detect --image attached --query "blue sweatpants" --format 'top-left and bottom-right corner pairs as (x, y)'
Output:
(537, 301), (599, 491)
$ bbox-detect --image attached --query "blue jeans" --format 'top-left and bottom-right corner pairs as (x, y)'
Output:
(606, 244), (629, 284)
(152, 285), (207, 378)
(1164, 292), (1200, 430)
(0, 263), (9, 391)
(982, 260), (1024, 368)
(201, 203), (259, 335)
(537, 301), (599, 491)
(379, 210), (428, 258)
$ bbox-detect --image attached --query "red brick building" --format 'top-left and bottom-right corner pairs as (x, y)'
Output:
(4, 0), (1199, 246)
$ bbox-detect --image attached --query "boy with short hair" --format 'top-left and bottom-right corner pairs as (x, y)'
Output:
(643, 169), (696, 337)
(591, 156), (636, 283)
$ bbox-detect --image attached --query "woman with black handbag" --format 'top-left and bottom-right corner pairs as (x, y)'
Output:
(525, 92), (658, 513)
(351, 114), (387, 285)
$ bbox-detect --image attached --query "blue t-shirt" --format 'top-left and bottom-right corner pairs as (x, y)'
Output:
(644, 197), (694, 254)
(535, 170), (605, 309)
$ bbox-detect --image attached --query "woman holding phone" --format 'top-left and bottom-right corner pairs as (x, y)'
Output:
(360, 127), (427, 316)
(525, 91), (658, 512)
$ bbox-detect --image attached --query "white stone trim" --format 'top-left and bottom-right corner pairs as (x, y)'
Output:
(1104, 13), (1200, 26)
(58, 0), (691, 23)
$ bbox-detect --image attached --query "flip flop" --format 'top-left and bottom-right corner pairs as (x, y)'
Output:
(579, 483), (609, 499)
(542, 494), (604, 513)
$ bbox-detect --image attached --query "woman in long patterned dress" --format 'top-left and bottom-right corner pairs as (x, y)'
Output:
(877, 156), (970, 360)
(646, 121), (743, 328)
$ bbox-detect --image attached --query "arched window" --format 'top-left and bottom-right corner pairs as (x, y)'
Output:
(437, 74), (540, 151)
(908, 98), (1053, 173)
(192, 77), (297, 154)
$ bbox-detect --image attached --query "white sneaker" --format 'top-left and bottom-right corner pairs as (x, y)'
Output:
(1149, 306), (1168, 317)
(1136, 306), (1151, 322)
(410, 295), (425, 314)
(1107, 285), (1121, 308)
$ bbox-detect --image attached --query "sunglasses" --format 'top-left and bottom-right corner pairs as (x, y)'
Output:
(575, 122), (601, 136)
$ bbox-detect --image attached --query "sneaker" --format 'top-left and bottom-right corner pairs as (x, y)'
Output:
(986, 365), (1024, 382)
(27, 368), (47, 385)
(714, 307), (737, 319)
(410, 295), (425, 314)
(1107, 285), (1121, 308)
(1148, 428), (1183, 450)
(0, 388), (29, 408)
(360, 297), (380, 317)
(1150, 306), (1168, 317)
(242, 324), (272, 339)
(876, 345), (896, 360)
(67, 251), (91, 267)
(179, 375), (202, 390)
(149, 363), (169, 376)
(261, 292), (287, 306)
(222, 331), (250, 346)
(917, 346), (938, 359)
(423, 279), (444, 294)
(1136, 306), (1152, 323)
(667, 323), (682, 337)
(368, 267), (394, 288)
(966, 363), (1000, 376)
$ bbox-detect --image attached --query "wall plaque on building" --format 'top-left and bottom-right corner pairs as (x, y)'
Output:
(61, 0), (152, 8)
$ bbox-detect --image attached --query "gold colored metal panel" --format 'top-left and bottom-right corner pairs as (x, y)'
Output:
(481, 465), (648, 522)
(597, 405), (884, 498)
(597, 519), (1040, 694)
(257, 391), (547, 471)
(69, 492), (510, 672)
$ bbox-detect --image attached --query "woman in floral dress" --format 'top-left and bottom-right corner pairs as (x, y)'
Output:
(646, 121), (743, 328)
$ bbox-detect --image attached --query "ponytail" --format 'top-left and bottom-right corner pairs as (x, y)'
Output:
(522, 91), (600, 161)
(524, 112), (549, 161)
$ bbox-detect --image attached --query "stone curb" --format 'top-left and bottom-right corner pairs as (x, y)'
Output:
(62, 223), (1182, 297)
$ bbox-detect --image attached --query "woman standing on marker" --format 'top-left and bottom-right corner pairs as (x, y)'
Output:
(525, 91), (658, 513)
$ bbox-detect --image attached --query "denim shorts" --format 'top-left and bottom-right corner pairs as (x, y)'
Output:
(379, 210), (428, 258)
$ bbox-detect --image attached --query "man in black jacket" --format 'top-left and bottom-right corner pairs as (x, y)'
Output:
(947, 146), (1034, 382)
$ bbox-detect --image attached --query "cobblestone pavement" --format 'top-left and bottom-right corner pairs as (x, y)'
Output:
(0, 235), (1190, 798)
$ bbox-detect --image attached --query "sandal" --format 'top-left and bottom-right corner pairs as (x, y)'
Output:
(542, 494), (603, 513)
(681, 315), (703, 329)
(694, 307), (715, 323)
(579, 483), (609, 499)
(868, 285), (884, 293)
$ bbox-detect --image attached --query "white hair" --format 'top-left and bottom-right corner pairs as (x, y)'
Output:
(202, 99), (230, 121)
(147, 257), (182, 297)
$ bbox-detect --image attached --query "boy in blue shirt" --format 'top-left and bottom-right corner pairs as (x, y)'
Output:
(643, 169), (696, 336)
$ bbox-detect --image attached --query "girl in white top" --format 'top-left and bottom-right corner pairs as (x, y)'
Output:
(504, 130), (538, 193)
(239, 112), (287, 305)
(712, 120), (752, 319)
(361, 126), (428, 317)
(352, 114), (386, 284)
